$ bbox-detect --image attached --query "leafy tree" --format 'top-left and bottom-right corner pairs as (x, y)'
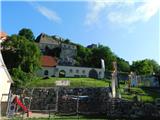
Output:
(64, 39), (70, 44)
(75, 44), (91, 67)
(91, 45), (116, 70)
(18, 28), (35, 41)
(75, 44), (116, 70)
(116, 57), (130, 72)
(2, 34), (41, 73)
(131, 59), (159, 75)
(11, 67), (40, 87)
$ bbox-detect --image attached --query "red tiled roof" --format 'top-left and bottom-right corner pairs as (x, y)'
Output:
(41, 56), (57, 67)
(0, 32), (7, 40)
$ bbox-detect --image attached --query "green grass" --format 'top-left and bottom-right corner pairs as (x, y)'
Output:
(25, 77), (110, 88)
(120, 85), (160, 102)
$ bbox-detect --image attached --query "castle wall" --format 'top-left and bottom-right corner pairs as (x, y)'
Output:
(37, 65), (105, 79)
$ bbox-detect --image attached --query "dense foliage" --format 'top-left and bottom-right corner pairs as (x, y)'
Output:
(18, 28), (35, 41)
(75, 44), (130, 72)
(2, 35), (41, 73)
(131, 59), (160, 75)
(2, 29), (41, 87)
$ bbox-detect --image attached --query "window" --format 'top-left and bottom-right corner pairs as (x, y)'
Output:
(99, 72), (101, 75)
(82, 70), (85, 74)
(76, 69), (79, 73)
(70, 69), (73, 73)
(44, 70), (49, 75)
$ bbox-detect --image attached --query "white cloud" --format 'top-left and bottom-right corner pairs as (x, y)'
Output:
(30, 2), (61, 23)
(85, 0), (111, 25)
(85, 0), (160, 25)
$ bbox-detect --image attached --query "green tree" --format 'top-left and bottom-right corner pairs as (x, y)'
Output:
(18, 28), (35, 41)
(75, 44), (116, 70)
(2, 34), (41, 73)
(90, 45), (116, 70)
(64, 39), (70, 44)
(116, 57), (130, 72)
(75, 44), (92, 67)
(131, 59), (159, 75)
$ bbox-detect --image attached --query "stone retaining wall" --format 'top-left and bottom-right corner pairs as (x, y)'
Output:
(12, 87), (111, 113)
(11, 87), (160, 118)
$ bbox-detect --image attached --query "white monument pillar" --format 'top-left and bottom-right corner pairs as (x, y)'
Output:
(101, 59), (105, 70)
(111, 61), (117, 98)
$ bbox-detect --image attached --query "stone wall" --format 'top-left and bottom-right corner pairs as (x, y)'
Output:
(12, 87), (110, 114)
(11, 87), (160, 118)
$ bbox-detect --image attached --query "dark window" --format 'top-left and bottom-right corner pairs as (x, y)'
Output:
(44, 70), (49, 75)
(76, 69), (79, 73)
(70, 69), (73, 73)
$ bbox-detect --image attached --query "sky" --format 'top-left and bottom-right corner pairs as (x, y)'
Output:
(1, 0), (160, 65)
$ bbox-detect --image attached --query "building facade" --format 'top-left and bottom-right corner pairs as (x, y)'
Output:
(38, 65), (105, 79)
(37, 56), (105, 79)
(59, 43), (77, 66)
(0, 32), (13, 115)
(36, 33), (77, 66)
(36, 33), (105, 79)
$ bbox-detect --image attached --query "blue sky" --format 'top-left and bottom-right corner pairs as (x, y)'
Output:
(1, 0), (160, 65)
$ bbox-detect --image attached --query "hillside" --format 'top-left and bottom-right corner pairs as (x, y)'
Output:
(25, 77), (110, 88)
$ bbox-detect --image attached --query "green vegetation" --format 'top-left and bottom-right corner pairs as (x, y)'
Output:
(75, 44), (130, 72)
(25, 77), (110, 88)
(120, 85), (160, 102)
(131, 59), (160, 75)
(2, 29), (41, 87)
(18, 28), (35, 41)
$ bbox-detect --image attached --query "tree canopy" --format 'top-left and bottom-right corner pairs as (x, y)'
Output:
(76, 44), (116, 70)
(2, 33), (41, 87)
(2, 34), (41, 73)
(116, 57), (130, 72)
(18, 28), (35, 41)
(131, 59), (159, 75)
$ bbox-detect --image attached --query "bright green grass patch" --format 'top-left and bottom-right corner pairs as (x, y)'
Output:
(140, 95), (154, 102)
(121, 94), (134, 101)
(25, 77), (110, 88)
(120, 85), (160, 102)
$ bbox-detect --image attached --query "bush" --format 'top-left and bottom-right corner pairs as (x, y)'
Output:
(11, 68), (39, 88)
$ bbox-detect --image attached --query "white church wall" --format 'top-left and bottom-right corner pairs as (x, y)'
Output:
(37, 65), (105, 79)
(37, 67), (56, 77)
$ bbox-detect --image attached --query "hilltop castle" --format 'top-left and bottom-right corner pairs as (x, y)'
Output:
(36, 33), (105, 79)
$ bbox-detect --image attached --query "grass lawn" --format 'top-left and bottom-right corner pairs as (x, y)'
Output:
(25, 77), (110, 88)
(119, 84), (160, 102)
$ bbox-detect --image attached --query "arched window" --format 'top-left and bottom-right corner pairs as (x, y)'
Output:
(59, 70), (66, 77)
(76, 69), (79, 73)
(70, 69), (73, 73)
(44, 70), (49, 75)
(89, 69), (98, 79)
